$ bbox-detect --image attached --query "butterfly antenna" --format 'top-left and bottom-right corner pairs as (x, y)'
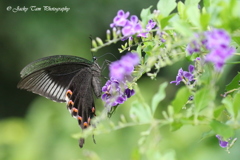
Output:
(89, 35), (95, 61)
(97, 52), (117, 60)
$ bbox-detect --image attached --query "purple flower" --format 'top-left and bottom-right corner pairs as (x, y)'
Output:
(110, 10), (130, 28)
(101, 78), (134, 108)
(186, 40), (201, 54)
(195, 57), (201, 61)
(170, 65), (195, 85)
(216, 135), (230, 148)
(109, 52), (140, 81)
(138, 20), (156, 37)
(205, 45), (235, 71)
(186, 29), (235, 71)
(186, 34), (203, 54)
(109, 61), (126, 81)
(204, 29), (231, 50)
(122, 15), (142, 36)
(102, 52), (139, 108)
(125, 88), (135, 98)
(204, 29), (235, 71)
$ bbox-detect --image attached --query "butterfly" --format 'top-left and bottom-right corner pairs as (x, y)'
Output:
(17, 55), (102, 148)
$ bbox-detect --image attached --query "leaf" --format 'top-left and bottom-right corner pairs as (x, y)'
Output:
(171, 19), (193, 37)
(225, 72), (240, 92)
(171, 87), (191, 113)
(130, 101), (152, 123)
(203, 0), (211, 7)
(177, 1), (187, 20)
(151, 82), (167, 114)
(157, 0), (177, 17)
(170, 121), (183, 131)
(222, 91), (240, 120)
(210, 120), (234, 139)
(186, 5), (200, 27)
(232, 30), (240, 46)
(213, 105), (225, 118)
(140, 6), (153, 26)
(194, 87), (215, 112)
(185, 0), (201, 6)
(200, 13), (210, 30)
(160, 13), (176, 29)
(199, 130), (215, 142)
(222, 95), (234, 118)
(233, 93), (240, 119)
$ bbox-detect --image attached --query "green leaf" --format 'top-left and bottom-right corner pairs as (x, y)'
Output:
(157, 0), (177, 17)
(171, 19), (193, 37)
(140, 6), (153, 26)
(233, 93), (240, 119)
(177, 1), (187, 20)
(232, 30), (240, 46)
(151, 82), (168, 114)
(194, 87), (216, 112)
(203, 0), (211, 7)
(160, 13), (176, 29)
(222, 95), (234, 117)
(130, 101), (152, 123)
(186, 52), (200, 61)
(210, 120), (234, 139)
(232, 37), (240, 46)
(171, 87), (191, 113)
(200, 13), (210, 30)
(199, 130), (215, 142)
(186, 5), (200, 27)
(170, 121), (183, 131)
(213, 105), (225, 118)
(185, 0), (201, 6)
(225, 72), (240, 92)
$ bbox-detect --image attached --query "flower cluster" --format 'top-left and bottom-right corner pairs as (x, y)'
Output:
(170, 65), (195, 85)
(109, 52), (139, 81)
(102, 78), (135, 108)
(102, 52), (139, 108)
(186, 29), (235, 71)
(110, 10), (141, 37)
(204, 29), (235, 71)
(110, 10), (156, 37)
(138, 20), (156, 38)
(186, 34), (203, 54)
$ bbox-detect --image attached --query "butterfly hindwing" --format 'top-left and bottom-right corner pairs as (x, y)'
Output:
(66, 67), (96, 128)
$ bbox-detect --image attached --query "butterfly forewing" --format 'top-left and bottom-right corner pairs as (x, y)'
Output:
(18, 55), (93, 102)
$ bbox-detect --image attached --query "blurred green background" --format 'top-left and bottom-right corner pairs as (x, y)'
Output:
(1, 0), (240, 160)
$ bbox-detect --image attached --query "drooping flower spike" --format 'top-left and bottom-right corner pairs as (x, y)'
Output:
(110, 10), (159, 39)
(102, 52), (139, 109)
(186, 29), (235, 71)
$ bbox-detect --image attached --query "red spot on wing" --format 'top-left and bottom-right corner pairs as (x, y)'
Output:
(66, 90), (73, 99)
(83, 122), (88, 128)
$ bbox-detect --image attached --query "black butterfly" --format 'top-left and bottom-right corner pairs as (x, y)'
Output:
(17, 55), (102, 148)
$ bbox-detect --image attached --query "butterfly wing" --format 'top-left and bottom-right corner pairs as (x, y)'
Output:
(17, 55), (93, 102)
(65, 63), (102, 148)
(65, 67), (96, 128)
(18, 55), (102, 148)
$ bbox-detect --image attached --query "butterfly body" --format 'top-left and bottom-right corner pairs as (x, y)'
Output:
(17, 55), (101, 148)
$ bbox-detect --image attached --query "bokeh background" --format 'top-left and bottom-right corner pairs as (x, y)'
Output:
(1, 0), (240, 160)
